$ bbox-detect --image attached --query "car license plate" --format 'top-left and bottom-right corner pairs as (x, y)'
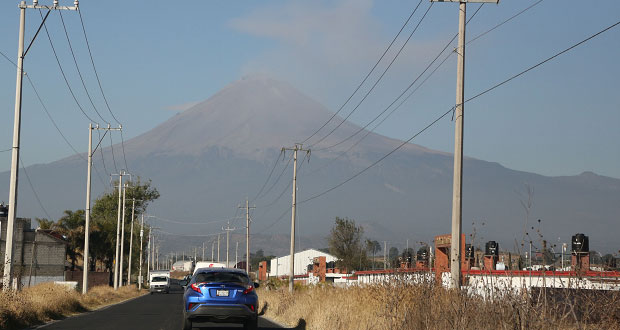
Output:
(216, 290), (229, 297)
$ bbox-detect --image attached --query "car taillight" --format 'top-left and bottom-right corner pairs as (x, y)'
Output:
(243, 285), (254, 295)
(190, 283), (202, 293)
(188, 303), (198, 310)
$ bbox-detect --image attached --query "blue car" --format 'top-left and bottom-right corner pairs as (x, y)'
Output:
(181, 268), (259, 330)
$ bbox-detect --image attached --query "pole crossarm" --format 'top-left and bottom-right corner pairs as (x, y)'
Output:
(91, 124), (121, 155)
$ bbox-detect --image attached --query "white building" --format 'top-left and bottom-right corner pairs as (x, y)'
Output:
(269, 248), (337, 277)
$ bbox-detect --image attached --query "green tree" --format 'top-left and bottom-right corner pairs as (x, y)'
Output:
(57, 210), (86, 270)
(88, 178), (159, 272)
(389, 247), (399, 268)
(328, 217), (368, 272)
(365, 239), (381, 270)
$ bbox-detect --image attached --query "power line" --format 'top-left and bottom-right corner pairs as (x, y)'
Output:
(301, 0), (425, 145)
(256, 152), (309, 209)
(150, 215), (241, 226)
(58, 10), (109, 125)
(307, 0), (540, 173)
(298, 18), (620, 205)
(465, 20), (620, 105)
(466, 0), (544, 46)
(39, 10), (97, 124)
(0, 149), (11, 153)
(77, 9), (122, 126)
(301, 106), (454, 205)
(108, 131), (119, 173)
(20, 158), (52, 220)
(77, 9), (130, 172)
(119, 130), (130, 172)
(253, 152), (293, 202)
(309, 2), (434, 148)
(250, 151), (283, 203)
(97, 130), (109, 176)
(313, 3), (484, 152)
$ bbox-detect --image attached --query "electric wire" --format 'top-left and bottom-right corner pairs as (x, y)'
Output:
(301, 0), (424, 145)
(149, 215), (241, 226)
(0, 149), (11, 153)
(77, 9), (130, 172)
(97, 130), (109, 176)
(465, 20), (620, 105)
(250, 152), (282, 203)
(39, 10), (97, 124)
(20, 158), (53, 220)
(58, 10), (109, 125)
(466, 0), (544, 47)
(307, 0), (538, 173)
(253, 152), (293, 202)
(313, 3), (484, 152)
(253, 152), (310, 234)
(25, 74), (107, 186)
(309, 2), (434, 149)
(108, 131), (119, 173)
(77, 9), (122, 126)
(120, 130), (130, 172)
(256, 152), (309, 209)
(298, 19), (620, 205)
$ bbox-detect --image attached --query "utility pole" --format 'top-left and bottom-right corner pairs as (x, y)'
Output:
(138, 214), (144, 290)
(239, 199), (255, 274)
(431, 0), (499, 289)
(202, 242), (205, 261)
(383, 241), (387, 270)
(113, 172), (124, 289)
(127, 198), (139, 286)
(235, 241), (239, 268)
(83, 124), (121, 294)
(282, 144), (310, 293)
(217, 234), (221, 263)
(119, 183), (128, 286)
(4, 0), (79, 292)
(223, 222), (236, 267)
(211, 241), (215, 262)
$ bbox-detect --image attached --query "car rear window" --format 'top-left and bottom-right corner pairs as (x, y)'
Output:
(152, 276), (168, 282)
(195, 272), (248, 285)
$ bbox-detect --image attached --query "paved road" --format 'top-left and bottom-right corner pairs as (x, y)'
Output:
(33, 282), (291, 330)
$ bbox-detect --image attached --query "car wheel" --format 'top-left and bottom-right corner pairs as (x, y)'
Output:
(243, 316), (258, 330)
(182, 316), (192, 330)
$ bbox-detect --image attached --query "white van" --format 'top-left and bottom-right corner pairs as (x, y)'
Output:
(149, 270), (170, 294)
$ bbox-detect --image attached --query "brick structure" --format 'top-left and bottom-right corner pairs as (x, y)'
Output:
(434, 234), (466, 283)
(258, 261), (268, 281)
(311, 256), (326, 282)
(1, 216), (68, 289)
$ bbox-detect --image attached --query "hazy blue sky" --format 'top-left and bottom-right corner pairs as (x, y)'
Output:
(1, 0), (619, 179)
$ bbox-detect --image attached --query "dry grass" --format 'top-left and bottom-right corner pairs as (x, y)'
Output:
(258, 280), (620, 330)
(0, 283), (145, 330)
